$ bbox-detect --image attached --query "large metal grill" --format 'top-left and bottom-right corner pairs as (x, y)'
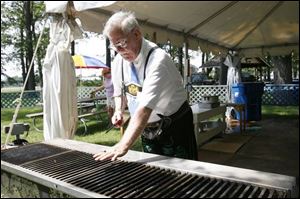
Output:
(1, 140), (297, 198)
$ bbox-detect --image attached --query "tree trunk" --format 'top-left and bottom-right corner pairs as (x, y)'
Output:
(20, 24), (26, 85)
(219, 63), (228, 85)
(24, 1), (35, 90)
(202, 52), (205, 66)
(271, 54), (293, 84)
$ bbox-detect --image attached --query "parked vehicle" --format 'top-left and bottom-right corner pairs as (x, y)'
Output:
(241, 72), (256, 82)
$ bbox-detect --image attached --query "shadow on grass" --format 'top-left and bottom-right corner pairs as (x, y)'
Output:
(1, 107), (42, 122)
(261, 105), (299, 120)
(76, 114), (111, 136)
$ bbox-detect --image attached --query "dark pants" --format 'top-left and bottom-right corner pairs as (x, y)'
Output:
(141, 106), (198, 161)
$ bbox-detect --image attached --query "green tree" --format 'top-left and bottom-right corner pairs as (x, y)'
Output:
(264, 52), (295, 84)
(271, 54), (293, 84)
(158, 41), (187, 76)
(1, 1), (48, 90)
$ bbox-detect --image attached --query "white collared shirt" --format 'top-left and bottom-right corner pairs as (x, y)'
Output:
(111, 38), (187, 122)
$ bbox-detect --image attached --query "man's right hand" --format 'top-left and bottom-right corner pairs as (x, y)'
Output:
(112, 111), (123, 127)
(90, 91), (95, 98)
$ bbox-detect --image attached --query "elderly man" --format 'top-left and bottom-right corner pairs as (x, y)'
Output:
(93, 11), (198, 161)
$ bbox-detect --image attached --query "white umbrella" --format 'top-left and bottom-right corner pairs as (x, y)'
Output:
(42, 15), (82, 140)
(224, 52), (242, 118)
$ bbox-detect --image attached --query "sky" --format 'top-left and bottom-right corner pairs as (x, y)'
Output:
(3, 35), (107, 79)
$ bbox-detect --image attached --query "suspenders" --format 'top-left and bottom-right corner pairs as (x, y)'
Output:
(143, 46), (159, 80)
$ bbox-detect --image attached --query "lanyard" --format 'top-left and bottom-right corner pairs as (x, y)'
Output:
(130, 62), (140, 84)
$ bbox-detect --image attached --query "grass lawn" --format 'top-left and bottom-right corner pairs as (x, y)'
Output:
(1, 107), (142, 152)
(262, 105), (299, 119)
(1, 105), (298, 152)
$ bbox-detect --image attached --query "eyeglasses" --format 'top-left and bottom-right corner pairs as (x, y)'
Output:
(109, 38), (128, 51)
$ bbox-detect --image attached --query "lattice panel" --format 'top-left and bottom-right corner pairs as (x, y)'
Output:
(1, 91), (41, 109)
(77, 87), (107, 105)
(189, 85), (228, 105)
(262, 84), (299, 106)
(77, 87), (105, 98)
(1, 87), (107, 109)
(1, 85), (298, 108)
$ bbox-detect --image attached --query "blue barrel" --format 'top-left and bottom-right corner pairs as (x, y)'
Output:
(232, 82), (265, 121)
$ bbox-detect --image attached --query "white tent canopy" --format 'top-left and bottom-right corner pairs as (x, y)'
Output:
(45, 1), (299, 57)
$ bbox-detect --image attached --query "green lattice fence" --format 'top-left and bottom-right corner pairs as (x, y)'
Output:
(1, 91), (42, 109)
(1, 87), (106, 109)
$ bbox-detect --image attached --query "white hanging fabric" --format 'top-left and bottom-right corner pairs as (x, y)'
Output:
(224, 53), (242, 119)
(42, 15), (82, 140)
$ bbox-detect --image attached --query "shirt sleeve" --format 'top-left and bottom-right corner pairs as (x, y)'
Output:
(138, 51), (174, 112)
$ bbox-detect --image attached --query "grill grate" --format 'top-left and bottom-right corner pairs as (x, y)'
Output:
(1, 143), (67, 165)
(1, 144), (289, 198)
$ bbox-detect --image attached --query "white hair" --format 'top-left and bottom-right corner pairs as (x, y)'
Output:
(103, 11), (139, 38)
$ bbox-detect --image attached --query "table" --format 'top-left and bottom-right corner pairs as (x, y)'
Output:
(77, 96), (107, 133)
(77, 96), (106, 104)
(191, 104), (226, 148)
(77, 96), (106, 114)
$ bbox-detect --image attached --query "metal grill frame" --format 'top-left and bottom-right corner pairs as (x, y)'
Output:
(1, 139), (298, 198)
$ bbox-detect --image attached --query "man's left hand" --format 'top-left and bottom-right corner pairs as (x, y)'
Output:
(93, 143), (128, 161)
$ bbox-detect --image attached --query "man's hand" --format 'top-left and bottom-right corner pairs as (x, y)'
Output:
(90, 91), (96, 98)
(93, 143), (128, 161)
(111, 111), (123, 127)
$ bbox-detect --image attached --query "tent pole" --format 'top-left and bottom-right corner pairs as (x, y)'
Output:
(71, 41), (75, 55)
(183, 38), (191, 102)
(178, 47), (183, 77)
(106, 38), (111, 68)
